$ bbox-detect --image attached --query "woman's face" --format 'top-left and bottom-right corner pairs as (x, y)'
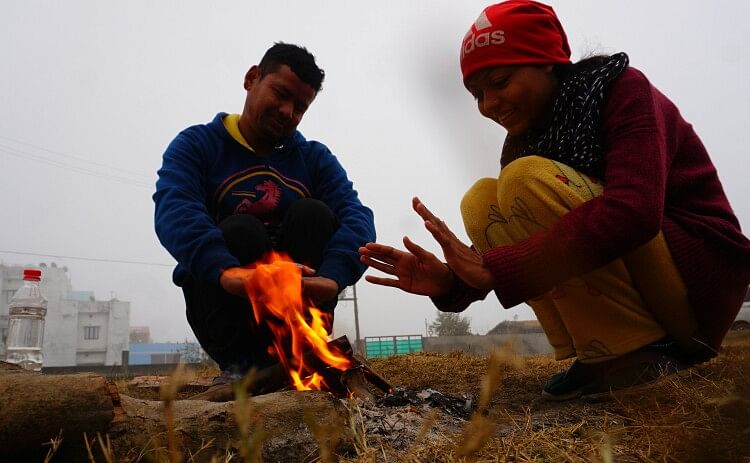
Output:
(465, 64), (557, 136)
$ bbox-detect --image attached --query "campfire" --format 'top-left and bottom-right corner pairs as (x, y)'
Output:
(215, 252), (391, 399)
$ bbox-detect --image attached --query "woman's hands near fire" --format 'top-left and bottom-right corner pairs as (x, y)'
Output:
(359, 237), (455, 297)
(359, 197), (495, 294)
(412, 197), (494, 290)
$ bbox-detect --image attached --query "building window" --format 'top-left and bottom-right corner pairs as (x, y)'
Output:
(83, 326), (100, 340)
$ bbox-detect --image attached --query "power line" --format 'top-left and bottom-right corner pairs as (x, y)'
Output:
(0, 134), (153, 179)
(0, 249), (174, 267)
(0, 144), (153, 189)
(0, 143), (153, 187)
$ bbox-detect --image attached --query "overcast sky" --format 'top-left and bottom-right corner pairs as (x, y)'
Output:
(1, 1), (748, 342)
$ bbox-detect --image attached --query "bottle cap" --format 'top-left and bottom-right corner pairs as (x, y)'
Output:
(23, 268), (42, 281)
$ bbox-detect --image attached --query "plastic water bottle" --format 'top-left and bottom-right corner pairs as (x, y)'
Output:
(5, 268), (48, 371)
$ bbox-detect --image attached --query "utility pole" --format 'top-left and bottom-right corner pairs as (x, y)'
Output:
(353, 285), (360, 344)
(338, 285), (361, 353)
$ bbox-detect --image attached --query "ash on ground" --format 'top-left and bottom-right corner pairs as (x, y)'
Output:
(348, 387), (473, 451)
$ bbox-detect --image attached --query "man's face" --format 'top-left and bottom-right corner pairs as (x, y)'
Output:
(465, 65), (557, 136)
(241, 64), (317, 147)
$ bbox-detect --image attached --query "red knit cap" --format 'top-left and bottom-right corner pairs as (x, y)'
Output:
(460, 0), (571, 81)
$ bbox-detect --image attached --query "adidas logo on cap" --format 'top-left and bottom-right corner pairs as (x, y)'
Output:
(462, 11), (505, 59)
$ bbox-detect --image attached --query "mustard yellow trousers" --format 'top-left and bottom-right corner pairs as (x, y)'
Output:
(461, 156), (696, 362)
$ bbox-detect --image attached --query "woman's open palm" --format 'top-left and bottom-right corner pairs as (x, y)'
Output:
(359, 237), (454, 297)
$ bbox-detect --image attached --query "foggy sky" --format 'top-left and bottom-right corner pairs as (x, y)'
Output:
(1, 1), (748, 342)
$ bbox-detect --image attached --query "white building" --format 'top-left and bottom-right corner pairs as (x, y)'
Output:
(0, 262), (130, 366)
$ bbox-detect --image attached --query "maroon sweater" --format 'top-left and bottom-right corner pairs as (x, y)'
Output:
(438, 67), (750, 351)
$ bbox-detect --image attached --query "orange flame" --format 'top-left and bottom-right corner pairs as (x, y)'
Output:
(225, 252), (352, 391)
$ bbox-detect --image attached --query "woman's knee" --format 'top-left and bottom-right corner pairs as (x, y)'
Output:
(498, 156), (550, 195)
(461, 177), (499, 220)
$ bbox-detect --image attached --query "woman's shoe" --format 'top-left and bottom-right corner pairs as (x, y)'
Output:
(542, 339), (694, 401)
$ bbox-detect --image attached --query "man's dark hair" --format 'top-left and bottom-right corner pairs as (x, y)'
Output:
(258, 42), (325, 92)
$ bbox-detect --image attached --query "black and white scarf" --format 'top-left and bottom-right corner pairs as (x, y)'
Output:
(503, 52), (629, 179)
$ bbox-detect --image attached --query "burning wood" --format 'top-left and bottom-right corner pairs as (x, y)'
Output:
(189, 336), (391, 401)
(190, 251), (391, 401)
(242, 252), (352, 392)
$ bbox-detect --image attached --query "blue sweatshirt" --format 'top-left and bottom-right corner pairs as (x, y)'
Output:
(154, 113), (375, 289)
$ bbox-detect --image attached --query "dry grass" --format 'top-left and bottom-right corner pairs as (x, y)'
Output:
(363, 331), (750, 463)
(42, 429), (64, 463)
(45, 331), (750, 462)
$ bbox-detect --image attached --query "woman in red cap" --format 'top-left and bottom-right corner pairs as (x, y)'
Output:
(360, 0), (750, 400)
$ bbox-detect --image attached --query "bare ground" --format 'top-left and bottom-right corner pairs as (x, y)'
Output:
(51, 331), (750, 462)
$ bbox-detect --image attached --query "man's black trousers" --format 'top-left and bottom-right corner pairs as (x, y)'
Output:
(182, 198), (339, 373)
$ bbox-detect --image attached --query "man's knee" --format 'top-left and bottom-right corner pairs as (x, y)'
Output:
(280, 198), (339, 266)
(218, 214), (270, 264)
(285, 198), (336, 225)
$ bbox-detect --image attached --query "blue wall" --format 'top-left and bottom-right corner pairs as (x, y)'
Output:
(128, 342), (189, 365)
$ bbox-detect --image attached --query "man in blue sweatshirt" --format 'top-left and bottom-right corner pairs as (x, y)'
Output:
(153, 43), (375, 380)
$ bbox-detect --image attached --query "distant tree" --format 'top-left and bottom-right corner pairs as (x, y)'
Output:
(428, 312), (472, 336)
(178, 339), (211, 364)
